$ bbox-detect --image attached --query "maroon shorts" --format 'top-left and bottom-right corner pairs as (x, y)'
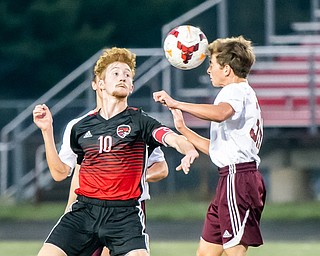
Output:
(92, 247), (103, 256)
(201, 161), (266, 249)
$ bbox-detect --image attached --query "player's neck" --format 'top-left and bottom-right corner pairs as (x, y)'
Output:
(224, 76), (246, 86)
(230, 75), (246, 83)
(100, 100), (127, 120)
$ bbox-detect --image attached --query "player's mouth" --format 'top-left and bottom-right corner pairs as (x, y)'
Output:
(116, 83), (128, 88)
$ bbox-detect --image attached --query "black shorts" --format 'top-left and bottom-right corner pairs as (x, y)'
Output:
(45, 196), (149, 256)
(91, 200), (147, 256)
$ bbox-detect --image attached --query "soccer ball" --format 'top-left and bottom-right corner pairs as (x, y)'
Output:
(163, 25), (208, 70)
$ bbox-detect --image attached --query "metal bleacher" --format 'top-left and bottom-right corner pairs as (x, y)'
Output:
(1, 0), (320, 201)
(0, 0), (227, 201)
(252, 0), (320, 130)
(250, 46), (320, 128)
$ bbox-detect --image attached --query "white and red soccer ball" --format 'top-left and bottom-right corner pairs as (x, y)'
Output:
(163, 25), (208, 70)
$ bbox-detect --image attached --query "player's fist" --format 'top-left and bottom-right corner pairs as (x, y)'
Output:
(153, 90), (177, 109)
(33, 104), (53, 131)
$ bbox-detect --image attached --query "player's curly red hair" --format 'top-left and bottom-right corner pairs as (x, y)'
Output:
(94, 47), (136, 79)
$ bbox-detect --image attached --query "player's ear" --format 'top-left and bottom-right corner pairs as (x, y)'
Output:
(224, 65), (231, 76)
(98, 80), (104, 89)
(130, 84), (134, 94)
(91, 81), (97, 91)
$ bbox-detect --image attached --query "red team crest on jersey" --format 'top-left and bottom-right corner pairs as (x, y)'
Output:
(117, 125), (131, 138)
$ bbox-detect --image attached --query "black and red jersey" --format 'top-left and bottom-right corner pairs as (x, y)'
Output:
(70, 107), (172, 201)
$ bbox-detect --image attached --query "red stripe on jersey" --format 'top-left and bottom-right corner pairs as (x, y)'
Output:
(76, 142), (147, 200)
(152, 127), (173, 146)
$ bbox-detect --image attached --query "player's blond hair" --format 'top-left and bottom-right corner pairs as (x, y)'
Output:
(94, 47), (136, 79)
(207, 35), (255, 78)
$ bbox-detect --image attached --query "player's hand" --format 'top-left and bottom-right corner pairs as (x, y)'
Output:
(33, 104), (53, 131)
(153, 90), (177, 109)
(170, 109), (186, 132)
(176, 149), (199, 174)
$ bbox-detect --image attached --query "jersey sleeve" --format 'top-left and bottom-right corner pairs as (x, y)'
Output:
(70, 124), (85, 166)
(58, 119), (78, 175)
(139, 110), (174, 147)
(214, 84), (244, 120)
(147, 146), (165, 167)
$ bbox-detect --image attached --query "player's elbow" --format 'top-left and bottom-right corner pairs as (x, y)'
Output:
(146, 161), (169, 182)
(48, 163), (70, 181)
(49, 168), (69, 182)
(159, 164), (169, 179)
(51, 173), (67, 182)
(215, 104), (234, 122)
(215, 111), (232, 123)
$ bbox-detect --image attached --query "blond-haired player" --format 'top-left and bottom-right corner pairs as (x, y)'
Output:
(33, 47), (198, 256)
(60, 70), (169, 256)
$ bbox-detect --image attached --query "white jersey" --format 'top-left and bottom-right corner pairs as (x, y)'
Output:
(209, 82), (263, 168)
(58, 110), (165, 201)
(139, 145), (165, 201)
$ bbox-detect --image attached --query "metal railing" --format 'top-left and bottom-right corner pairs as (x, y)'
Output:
(150, 45), (320, 130)
(0, 0), (226, 201)
(0, 48), (167, 200)
(266, 0), (320, 45)
(3, 0), (320, 201)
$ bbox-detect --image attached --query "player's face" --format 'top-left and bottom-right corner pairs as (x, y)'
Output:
(102, 62), (134, 98)
(207, 54), (226, 87)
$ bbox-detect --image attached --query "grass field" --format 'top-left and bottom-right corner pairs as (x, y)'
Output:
(1, 196), (320, 221)
(1, 197), (320, 255)
(1, 241), (320, 256)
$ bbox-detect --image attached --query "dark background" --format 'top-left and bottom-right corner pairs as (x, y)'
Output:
(1, 0), (319, 203)
(0, 0), (309, 100)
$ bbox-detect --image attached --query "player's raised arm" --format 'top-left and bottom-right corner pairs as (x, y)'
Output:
(153, 90), (234, 122)
(170, 109), (210, 155)
(33, 104), (70, 181)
